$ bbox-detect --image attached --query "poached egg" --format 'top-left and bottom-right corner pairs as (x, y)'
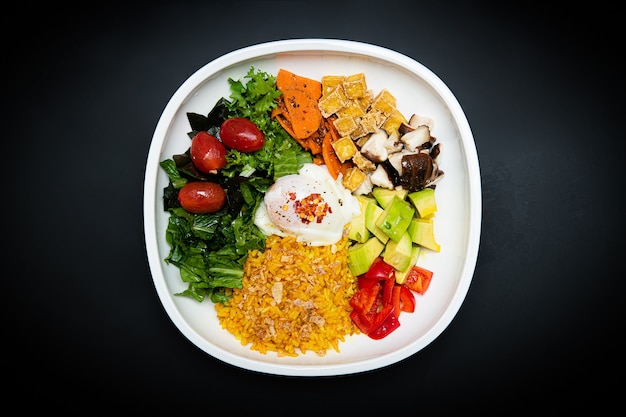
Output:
(254, 163), (360, 246)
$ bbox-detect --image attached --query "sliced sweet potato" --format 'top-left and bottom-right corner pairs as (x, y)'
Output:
(277, 69), (322, 101)
(273, 69), (323, 142)
(307, 132), (323, 155)
(321, 119), (354, 179)
(280, 87), (322, 140)
(322, 131), (342, 179)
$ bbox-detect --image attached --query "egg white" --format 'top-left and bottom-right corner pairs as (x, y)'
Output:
(254, 163), (360, 246)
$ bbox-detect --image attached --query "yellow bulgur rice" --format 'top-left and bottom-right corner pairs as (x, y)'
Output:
(215, 234), (359, 357)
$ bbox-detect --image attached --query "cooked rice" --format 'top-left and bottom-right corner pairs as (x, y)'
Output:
(215, 234), (359, 357)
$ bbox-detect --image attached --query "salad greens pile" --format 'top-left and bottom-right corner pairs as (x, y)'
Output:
(160, 67), (312, 303)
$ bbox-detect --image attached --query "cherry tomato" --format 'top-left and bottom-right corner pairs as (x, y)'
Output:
(177, 181), (226, 214)
(190, 131), (227, 173)
(219, 117), (265, 152)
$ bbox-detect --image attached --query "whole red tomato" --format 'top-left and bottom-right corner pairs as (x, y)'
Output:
(190, 131), (227, 173)
(220, 117), (265, 152)
(178, 181), (226, 214)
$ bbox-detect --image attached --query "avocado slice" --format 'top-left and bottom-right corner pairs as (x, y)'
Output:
(407, 217), (441, 252)
(407, 188), (437, 218)
(372, 187), (408, 209)
(382, 231), (414, 272)
(348, 195), (374, 243)
(375, 195), (415, 242)
(394, 244), (421, 284)
(365, 201), (390, 244)
(348, 236), (385, 276)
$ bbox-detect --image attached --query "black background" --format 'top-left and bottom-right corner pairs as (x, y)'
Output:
(7, 1), (623, 411)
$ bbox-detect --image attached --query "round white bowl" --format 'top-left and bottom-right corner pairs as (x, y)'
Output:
(143, 39), (481, 376)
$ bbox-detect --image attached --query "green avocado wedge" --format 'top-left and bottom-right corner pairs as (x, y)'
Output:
(375, 195), (415, 242)
(348, 236), (385, 276)
(348, 195), (375, 243)
(382, 231), (414, 272)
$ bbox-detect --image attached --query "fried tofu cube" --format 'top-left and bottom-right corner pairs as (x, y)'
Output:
(342, 73), (368, 99)
(370, 89), (397, 116)
(350, 123), (367, 140)
(358, 90), (373, 111)
(333, 116), (358, 137)
(382, 108), (408, 136)
(336, 99), (366, 119)
(342, 167), (368, 192)
(352, 151), (377, 172)
(331, 136), (358, 162)
(321, 75), (346, 96)
(355, 134), (371, 148)
(318, 85), (348, 118)
(360, 110), (386, 133)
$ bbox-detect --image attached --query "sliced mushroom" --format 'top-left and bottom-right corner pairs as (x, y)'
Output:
(400, 152), (433, 190)
(370, 164), (394, 189)
(387, 149), (413, 174)
(408, 113), (434, 130)
(359, 129), (389, 163)
(398, 121), (416, 136)
(400, 125), (431, 152)
(430, 142), (441, 160)
(428, 162), (445, 187)
(383, 130), (403, 154)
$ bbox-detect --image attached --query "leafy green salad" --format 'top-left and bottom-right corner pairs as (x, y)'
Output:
(160, 67), (312, 303)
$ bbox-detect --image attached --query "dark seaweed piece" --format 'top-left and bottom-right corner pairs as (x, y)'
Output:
(186, 98), (232, 139)
(223, 176), (247, 217)
(163, 182), (182, 211)
(206, 97), (232, 126)
(187, 112), (211, 134)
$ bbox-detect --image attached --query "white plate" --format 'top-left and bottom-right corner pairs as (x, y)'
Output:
(143, 39), (481, 376)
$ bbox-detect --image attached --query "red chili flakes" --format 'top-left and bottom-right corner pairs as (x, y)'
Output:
(293, 193), (332, 224)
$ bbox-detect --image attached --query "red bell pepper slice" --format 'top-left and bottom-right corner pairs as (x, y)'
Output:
(351, 280), (380, 312)
(357, 275), (379, 290)
(381, 273), (396, 306)
(403, 265), (434, 295)
(399, 285), (415, 313)
(350, 309), (374, 334)
(368, 305), (401, 340)
(350, 291), (383, 333)
(391, 285), (402, 318)
(349, 258), (425, 340)
(391, 284), (415, 318)
(368, 304), (393, 333)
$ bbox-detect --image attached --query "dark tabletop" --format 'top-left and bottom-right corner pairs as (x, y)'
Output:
(7, 1), (623, 411)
